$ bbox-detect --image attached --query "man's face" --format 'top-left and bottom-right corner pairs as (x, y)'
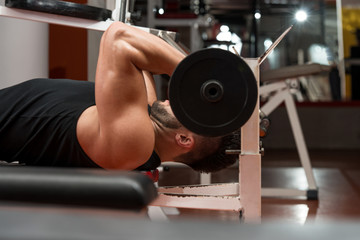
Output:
(150, 100), (181, 129)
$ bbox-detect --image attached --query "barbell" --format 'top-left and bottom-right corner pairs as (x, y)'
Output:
(169, 48), (258, 137)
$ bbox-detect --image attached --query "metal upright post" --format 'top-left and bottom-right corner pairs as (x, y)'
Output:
(240, 59), (261, 221)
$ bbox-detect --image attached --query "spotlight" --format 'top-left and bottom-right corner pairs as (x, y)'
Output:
(264, 38), (273, 50)
(220, 25), (229, 32)
(254, 12), (261, 20)
(295, 10), (308, 22)
(158, 8), (164, 15)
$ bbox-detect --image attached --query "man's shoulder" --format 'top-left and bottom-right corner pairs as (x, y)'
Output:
(78, 106), (155, 170)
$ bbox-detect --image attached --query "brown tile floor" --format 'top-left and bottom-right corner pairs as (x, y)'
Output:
(158, 149), (360, 224)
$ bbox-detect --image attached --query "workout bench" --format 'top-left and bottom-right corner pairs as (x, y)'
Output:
(0, 166), (157, 210)
(259, 64), (331, 199)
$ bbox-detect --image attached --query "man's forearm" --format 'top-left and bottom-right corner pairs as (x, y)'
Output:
(109, 22), (185, 76)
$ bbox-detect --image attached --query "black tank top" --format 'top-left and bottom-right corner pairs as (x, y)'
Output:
(0, 78), (160, 170)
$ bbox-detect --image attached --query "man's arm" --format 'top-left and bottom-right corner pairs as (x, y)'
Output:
(143, 71), (157, 106)
(88, 22), (185, 169)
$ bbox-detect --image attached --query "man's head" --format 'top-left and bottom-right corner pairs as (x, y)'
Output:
(174, 131), (239, 173)
(150, 100), (239, 173)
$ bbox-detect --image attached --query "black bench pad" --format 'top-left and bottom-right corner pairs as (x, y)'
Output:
(0, 167), (157, 210)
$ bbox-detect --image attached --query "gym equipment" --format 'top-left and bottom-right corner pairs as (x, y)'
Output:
(0, 0), (177, 39)
(169, 48), (258, 137)
(5, 0), (112, 21)
(0, 167), (157, 210)
(151, 26), (293, 222)
(193, 64), (324, 201)
(259, 111), (271, 138)
(259, 63), (331, 200)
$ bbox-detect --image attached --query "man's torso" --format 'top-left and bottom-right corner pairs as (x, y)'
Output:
(0, 78), (160, 170)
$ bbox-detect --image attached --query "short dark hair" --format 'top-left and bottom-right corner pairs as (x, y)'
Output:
(175, 131), (240, 173)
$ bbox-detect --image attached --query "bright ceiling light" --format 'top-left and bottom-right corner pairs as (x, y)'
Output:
(295, 10), (308, 22)
(220, 25), (229, 32)
(264, 38), (273, 50)
(158, 8), (164, 15)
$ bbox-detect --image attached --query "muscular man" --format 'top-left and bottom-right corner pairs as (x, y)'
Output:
(0, 22), (239, 173)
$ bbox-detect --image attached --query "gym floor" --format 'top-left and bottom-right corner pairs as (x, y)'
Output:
(157, 149), (360, 224)
(1, 149), (359, 225)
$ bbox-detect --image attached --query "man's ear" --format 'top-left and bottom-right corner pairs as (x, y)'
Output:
(175, 133), (194, 149)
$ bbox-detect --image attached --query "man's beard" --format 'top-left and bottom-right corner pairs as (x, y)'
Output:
(150, 101), (181, 129)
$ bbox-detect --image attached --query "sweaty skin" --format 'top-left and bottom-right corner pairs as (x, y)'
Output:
(76, 22), (185, 170)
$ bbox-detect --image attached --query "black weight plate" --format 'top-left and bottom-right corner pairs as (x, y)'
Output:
(5, 0), (112, 21)
(169, 48), (258, 137)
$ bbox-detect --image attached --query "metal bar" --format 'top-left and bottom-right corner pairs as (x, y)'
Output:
(151, 194), (242, 212)
(200, 173), (211, 185)
(0, 5), (113, 31)
(259, 25), (293, 65)
(242, 59), (260, 154)
(260, 88), (288, 116)
(262, 188), (307, 198)
(239, 154), (261, 221)
(259, 81), (287, 95)
(0, 6), (177, 40)
(118, 0), (126, 22)
(158, 183), (239, 196)
(284, 91), (318, 190)
(159, 185), (311, 198)
(240, 59), (261, 222)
